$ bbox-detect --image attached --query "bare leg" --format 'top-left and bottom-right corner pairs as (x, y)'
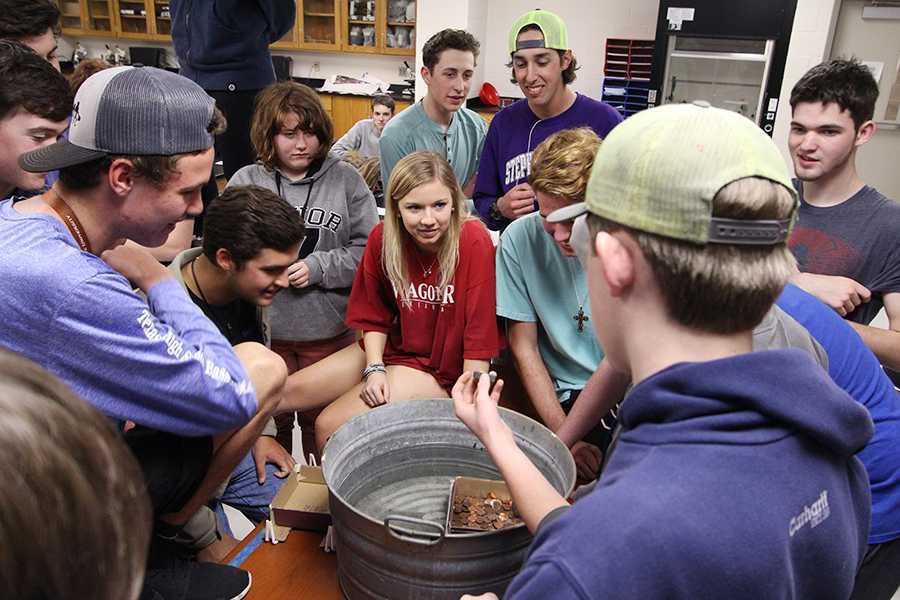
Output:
(280, 343), (367, 413)
(161, 342), (287, 525)
(314, 365), (448, 451)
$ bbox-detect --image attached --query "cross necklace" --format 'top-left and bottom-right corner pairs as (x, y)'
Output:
(565, 258), (590, 332)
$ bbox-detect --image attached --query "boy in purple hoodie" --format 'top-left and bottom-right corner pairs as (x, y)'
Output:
(455, 102), (873, 599)
(474, 9), (621, 231)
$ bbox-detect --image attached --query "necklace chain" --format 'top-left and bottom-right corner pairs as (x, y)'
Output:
(415, 253), (438, 278)
(565, 258), (590, 332)
(190, 257), (234, 335)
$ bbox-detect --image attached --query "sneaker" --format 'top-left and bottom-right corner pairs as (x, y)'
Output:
(142, 561), (252, 600)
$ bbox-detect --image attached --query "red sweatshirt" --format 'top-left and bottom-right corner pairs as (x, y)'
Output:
(347, 219), (501, 389)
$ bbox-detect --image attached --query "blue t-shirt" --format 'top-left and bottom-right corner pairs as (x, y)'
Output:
(474, 94), (622, 230)
(379, 100), (487, 188)
(777, 283), (900, 544)
(0, 199), (257, 437)
(496, 213), (603, 399)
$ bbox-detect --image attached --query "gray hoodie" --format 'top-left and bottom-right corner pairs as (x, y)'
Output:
(228, 155), (378, 341)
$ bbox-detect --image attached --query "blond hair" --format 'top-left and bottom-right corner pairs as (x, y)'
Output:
(343, 151), (381, 193)
(382, 151), (471, 305)
(529, 127), (601, 201)
(587, 177), (797, 334)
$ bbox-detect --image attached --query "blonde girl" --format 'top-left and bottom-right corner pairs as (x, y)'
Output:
(283, 151), (501, 450)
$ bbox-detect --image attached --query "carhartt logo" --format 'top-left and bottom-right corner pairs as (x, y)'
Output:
(788, 490), (830, 537)
(71, 101), (82, 125)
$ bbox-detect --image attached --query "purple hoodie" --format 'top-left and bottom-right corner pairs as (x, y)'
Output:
(506, 349), (873, 599)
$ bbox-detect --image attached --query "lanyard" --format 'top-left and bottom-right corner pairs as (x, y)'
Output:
(46, 189), (92, 253)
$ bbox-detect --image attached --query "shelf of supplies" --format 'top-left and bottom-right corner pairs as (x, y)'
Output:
(348, 19), (376, 25)
(120, 14), (148, 19)
(387, 21), (415, 26)
(305, 11), (335, 17)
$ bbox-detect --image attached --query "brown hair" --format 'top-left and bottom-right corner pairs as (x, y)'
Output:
(586, 177), (797, 334)
(203, 185), (305, 268)
(528, 127), (600, 201)
(422, 29), (480, 71)
(250, 81), (333, 170)
(0, 349), (150, 600)
(508, 25), (578, 85)
(371, 94), (395, 113)
(343, 150), (381, 194)
(68, 58), (111, 94)
(57, 107), (226, 191)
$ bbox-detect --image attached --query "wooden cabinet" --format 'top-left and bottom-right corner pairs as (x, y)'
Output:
(59, 0), (414, 58)
(59, 0), (116, 36)
(272, 0), (342, 52)
(324, 93), (411, 139)
(112, 0), (171, 41)
(343, 0), (414, 56)
(300, 0), (342, 51)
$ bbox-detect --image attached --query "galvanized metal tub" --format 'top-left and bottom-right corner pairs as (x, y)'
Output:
(321, 398), (576, 599)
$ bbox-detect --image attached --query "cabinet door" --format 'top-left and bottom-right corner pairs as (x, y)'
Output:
(271, 2), (300, 50)
(59, 0), (87, 35)
(342, 0), (380, 53)
(86, 0), (116, 35)
(151, 0), (172, 38)
(382, 0), (415, 56)
(114, 0), (153, 38)
(300, 0), (341, 51)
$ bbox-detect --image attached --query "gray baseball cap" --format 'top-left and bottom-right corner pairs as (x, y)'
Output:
(20, 66), (216, 172)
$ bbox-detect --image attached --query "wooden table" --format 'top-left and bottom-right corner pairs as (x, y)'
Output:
(223, 524), (343, 599)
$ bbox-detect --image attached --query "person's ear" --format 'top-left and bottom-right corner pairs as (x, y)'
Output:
(107, 158), (136, 197)
(215, 248), (236, 272)
(421, 65), (432, 85)
(594, 231), (634, 297)
(560, 49), (573, 71)
(855, 120), (876, 147)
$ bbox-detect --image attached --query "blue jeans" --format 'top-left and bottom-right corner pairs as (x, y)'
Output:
(213, 451), (285, 537)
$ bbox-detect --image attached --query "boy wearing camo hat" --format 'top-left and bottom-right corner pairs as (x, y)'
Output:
(455, 102), (873, 599)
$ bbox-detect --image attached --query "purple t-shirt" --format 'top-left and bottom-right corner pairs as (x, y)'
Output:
(473, 94), (622, 230)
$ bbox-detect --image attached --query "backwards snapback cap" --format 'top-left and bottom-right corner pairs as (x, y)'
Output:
(20, 66), (216, 173)
(508, 9), (569, 55)
(548, 101), (798, 246)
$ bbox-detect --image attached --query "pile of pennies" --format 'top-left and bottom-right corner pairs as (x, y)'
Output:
(451, 491), (522, 531)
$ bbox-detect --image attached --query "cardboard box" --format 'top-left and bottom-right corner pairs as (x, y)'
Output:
(269, 465), (332, 542)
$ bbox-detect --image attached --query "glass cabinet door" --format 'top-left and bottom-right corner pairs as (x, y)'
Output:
(661, 36), (774, 124)
(300, 0), (340, 51)
(344, 0), (378, 52)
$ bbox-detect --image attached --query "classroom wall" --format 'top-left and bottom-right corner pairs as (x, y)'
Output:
(830, 0), (900, 200)
(770, 0), (842, 164)
(480, 0), (660, 101)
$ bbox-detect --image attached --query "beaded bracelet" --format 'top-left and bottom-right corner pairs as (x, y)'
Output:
(362, 362), (386, 380)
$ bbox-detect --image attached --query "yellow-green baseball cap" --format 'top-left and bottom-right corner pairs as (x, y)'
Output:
(550, 102), (798, 246)
(508, 9), (568, 56)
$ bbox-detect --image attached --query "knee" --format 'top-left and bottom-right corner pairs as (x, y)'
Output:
(314, 406), (343, 450)
(234, 343), (287, 414)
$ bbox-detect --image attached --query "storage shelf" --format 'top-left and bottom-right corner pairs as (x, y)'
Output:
(602, 39), (656, 118)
